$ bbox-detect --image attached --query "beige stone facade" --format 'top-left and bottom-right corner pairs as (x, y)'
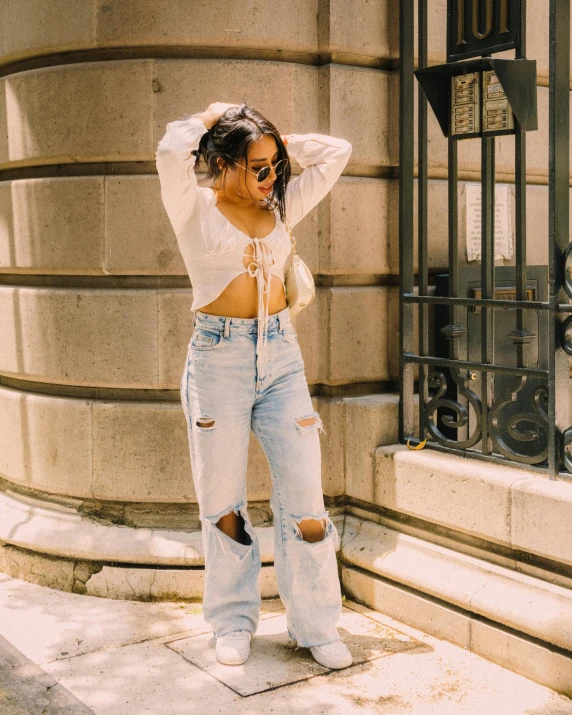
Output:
(1, 0), (572, 694)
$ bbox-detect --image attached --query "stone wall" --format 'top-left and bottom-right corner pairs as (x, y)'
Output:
(0, 0), (396, 529)
(0, 0), (569, 589)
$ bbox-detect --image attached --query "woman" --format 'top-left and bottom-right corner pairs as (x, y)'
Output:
(156, 101), (353, 669)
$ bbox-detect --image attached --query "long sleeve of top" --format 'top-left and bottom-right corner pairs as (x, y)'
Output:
(156, 117), (352, 391)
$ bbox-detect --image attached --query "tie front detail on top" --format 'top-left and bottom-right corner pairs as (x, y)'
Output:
(244, 234), (275, 388)
(155, 115), (352, 390)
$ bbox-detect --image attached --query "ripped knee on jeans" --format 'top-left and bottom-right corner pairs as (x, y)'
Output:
(202, 505), (253, 547)
(217, 508), (252, 546)
(291, 512), (339, 548)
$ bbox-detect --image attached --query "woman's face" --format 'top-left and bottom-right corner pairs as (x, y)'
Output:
(219, 134), (280, 204)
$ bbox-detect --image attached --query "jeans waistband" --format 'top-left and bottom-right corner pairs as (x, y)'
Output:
(193, 305), (292, 334)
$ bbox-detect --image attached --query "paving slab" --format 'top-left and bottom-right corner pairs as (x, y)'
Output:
(0, 634), (94, 715)
(165, 606), (420, 697)
(43, 640), (239, 715)
(0, 574), (571, 715)
(0, 574), (281, 665)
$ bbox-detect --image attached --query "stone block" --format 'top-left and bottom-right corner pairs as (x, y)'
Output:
(388, 285), (418, 383)
(0, 177), (104, 273)
(0, 286), (159, 388)
(341, 565), (472, 649)
(0, 0), (95, 65)
(315, 396), (345, 497)
(153, 59), (319, 150)
(326, 286), (389, 385)
(0, 0), (397, 66)
(104, 175), (186, 275)
(470, 571), (572, 653)
(342, 516), (490, 607)
(0, 87), (7, 163)
(91, 399), (273, 503)
(344, 394), (399, 502)
(1, 61), (153, 168)
(374, 445), (516, 545)
(157, 289), (194, 389)
(95, 0), (318, 53)
(0, 385), (93, 498)
(0, 542), (75, 592)
(511, 476), (572, 567)
(323, 177), (390, 275)
(328, 64), (392, 168)
(471, 620), (572, 699)
(92, 400), (195, 502)
(329, 0), (392, 59)
(292, 294), (321, 385)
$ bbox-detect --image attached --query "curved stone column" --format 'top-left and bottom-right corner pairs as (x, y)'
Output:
(0, 1), (397, 597)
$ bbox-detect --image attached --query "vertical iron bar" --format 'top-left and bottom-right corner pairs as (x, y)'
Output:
(548, 0), (570, 477)
(448, 138), (458, 335)
(515, 0), (526, 373)
(418, 0), (428, 441)
(481, 137), (495, 455)
(399, 0), (415, 442)
(514, 123), (526, 371)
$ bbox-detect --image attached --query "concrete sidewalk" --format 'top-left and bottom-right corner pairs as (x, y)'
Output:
(1, 574), (571, 715)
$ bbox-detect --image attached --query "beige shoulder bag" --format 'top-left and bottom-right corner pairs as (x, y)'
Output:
(283, 215), (315, 318)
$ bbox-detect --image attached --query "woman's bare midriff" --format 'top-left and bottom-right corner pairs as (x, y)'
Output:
(199, 190), (289, 318)
(199, 272), (287, 318)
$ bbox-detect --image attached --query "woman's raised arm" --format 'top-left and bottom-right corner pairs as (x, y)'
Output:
(155, 116), (209, 235)
(156, 103), (239, 234)
(283, 132), (352, 229)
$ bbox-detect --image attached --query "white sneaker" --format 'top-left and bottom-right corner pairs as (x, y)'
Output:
(310, 639), (353, 669)
(215, 630), (252, 665)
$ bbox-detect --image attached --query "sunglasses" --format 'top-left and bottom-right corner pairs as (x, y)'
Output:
(224, 155), (286, 183)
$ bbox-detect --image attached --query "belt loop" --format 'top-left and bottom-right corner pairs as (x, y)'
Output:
(276, 312), (282, 333)
(224, 317), (231, 338)
(192, 309), (197, 327)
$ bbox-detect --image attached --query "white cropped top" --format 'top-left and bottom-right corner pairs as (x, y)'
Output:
(155, 115), (352, 387)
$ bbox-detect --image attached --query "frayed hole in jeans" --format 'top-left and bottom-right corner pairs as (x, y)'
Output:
(291, 513), (340, 549)
(294, 412), (327, 436)
(213, 506), (252, 546)
(196, 416), (215, 429)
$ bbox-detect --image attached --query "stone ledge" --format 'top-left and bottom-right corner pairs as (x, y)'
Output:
(0, 488), (345, 568)
(342, 567), (572, 698)
(0, 488), (274, 565)
(84, 564), (279, 602)
(374, 444), (572, 566)
(341, 515), (572, 653)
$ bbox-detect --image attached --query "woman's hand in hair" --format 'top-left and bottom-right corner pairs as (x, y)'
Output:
(197, 103), (241, 129)
(280, 134), (289, 147)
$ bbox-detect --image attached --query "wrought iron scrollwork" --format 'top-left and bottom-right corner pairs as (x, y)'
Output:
(489, 377), (548, 464)
(560, 315), (572, 356)
(562, 242), (572, 301)
(425, 369), (482, 449)
(562, 428), (572, 473)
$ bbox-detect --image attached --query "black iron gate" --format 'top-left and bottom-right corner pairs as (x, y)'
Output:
(399, 0), (572, 479)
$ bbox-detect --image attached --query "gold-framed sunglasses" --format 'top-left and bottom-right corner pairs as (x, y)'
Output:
(224, 154), (286, 183)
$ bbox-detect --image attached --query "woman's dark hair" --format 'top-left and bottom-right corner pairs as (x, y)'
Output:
(193, 103), (291, 224)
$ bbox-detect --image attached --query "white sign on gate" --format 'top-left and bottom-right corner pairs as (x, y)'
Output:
(466, 183), (513, 261)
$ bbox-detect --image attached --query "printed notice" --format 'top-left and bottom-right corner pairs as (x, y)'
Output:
(466, 183), (513, 261)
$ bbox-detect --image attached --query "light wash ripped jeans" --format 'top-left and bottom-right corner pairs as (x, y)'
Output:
(180, 305), (342, 648)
